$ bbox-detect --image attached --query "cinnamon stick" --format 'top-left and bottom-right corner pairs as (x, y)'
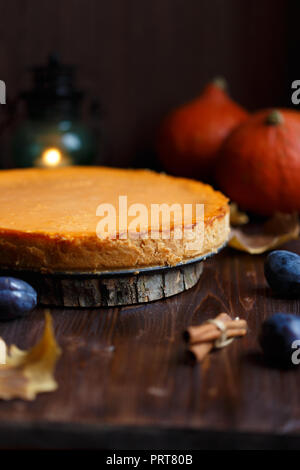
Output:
(184, 313), (231, 342)
(187, 342), (214, 363)
(192, 327), (247, 343)
(184, 318), (247, 344)
(184, 312), (248, 363)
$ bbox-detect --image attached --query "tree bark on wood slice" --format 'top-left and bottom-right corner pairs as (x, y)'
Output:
(0, 262), (203, 307)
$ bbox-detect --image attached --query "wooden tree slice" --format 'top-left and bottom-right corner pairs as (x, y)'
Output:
(0, 261), (203, 307)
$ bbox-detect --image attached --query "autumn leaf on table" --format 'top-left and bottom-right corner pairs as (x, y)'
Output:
(0, 311), (61, 400)
(229, 213), (300, 254)
(230, 202), (249, 226)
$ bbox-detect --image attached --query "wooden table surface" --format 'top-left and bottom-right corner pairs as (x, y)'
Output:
(0, 240), (300, 450)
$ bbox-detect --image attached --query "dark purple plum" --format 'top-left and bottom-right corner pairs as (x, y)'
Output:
(0, 277), (37, 320)
(259, 313), (300, 367)
(264, 250), (300, 297)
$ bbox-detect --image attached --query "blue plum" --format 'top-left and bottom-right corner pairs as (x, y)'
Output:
(0, 277), (37, 320)
(264, 250), (300, 297)
(259, 313), (300, 366)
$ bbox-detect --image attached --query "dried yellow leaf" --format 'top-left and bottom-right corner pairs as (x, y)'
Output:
(0, 311), (61, 400)
(229, 213), (300, 254)
(0, 338), (6, 365)
(230, 202), (249, 226)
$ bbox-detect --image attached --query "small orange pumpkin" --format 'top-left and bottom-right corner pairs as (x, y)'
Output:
(216, 109), (300, 215)
(157, 78), (248, 180)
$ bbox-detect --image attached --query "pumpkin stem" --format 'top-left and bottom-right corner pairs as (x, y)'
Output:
(265, 110), (284, 125)
(212, 76), (228, 91)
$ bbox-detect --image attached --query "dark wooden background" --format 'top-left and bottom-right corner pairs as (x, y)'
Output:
(0, 0), (291, 168)
(0, 240), (300, 450)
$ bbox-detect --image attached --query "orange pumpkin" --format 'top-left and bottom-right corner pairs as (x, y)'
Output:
(157, 78), (248, 180)
(216, 109), (300, 215)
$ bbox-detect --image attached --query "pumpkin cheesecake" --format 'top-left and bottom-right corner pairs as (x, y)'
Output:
(0, 167), (229, 273)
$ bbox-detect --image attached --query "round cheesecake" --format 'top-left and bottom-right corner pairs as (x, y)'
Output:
(0, 167), (229, 273)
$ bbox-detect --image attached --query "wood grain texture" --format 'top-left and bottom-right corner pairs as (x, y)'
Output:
(0, 241), (300, 449)
(2, 261), (203, 307)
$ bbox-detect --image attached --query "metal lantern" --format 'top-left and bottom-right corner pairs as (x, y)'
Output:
(12, 55), (97, 168)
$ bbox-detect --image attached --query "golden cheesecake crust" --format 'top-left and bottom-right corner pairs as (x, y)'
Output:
(0, 167), (229, 272)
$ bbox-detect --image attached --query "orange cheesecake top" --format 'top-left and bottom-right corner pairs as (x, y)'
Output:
(0, 166), (228, 237)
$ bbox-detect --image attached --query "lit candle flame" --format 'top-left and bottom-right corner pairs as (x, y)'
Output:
(35, 147), (71, 168)
(41, 148), (62, 167)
